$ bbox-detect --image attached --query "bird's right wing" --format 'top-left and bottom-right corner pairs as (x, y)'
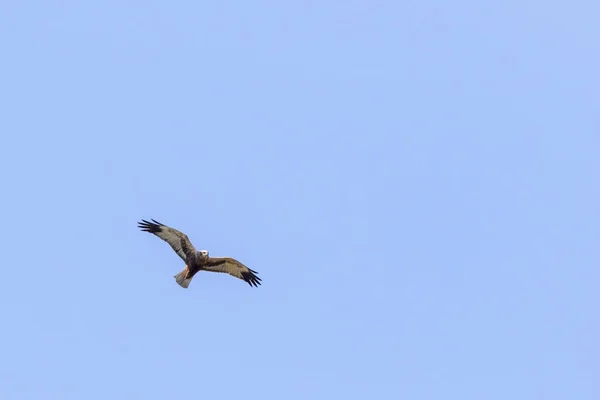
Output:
(202, 257), (262, 287)
(138, 219), (196, 261)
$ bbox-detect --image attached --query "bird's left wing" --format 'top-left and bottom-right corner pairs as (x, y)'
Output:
(138, 219), (196, 262)
(203, 257), (262, 287)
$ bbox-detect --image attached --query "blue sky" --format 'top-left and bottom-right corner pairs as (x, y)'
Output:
(1, 1), (598, 399)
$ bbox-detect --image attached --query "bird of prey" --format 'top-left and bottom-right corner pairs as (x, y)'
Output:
(138, 218), (261, 289)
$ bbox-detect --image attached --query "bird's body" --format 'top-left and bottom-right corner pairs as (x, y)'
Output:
(138, 218), (261, 289)
(185, 250), (207, 278)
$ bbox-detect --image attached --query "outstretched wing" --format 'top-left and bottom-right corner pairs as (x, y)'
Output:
(138, 219), (196, 262)
(203, 257), (262, 287)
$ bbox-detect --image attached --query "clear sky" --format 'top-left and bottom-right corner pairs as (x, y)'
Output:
(1, 1), (598, 399)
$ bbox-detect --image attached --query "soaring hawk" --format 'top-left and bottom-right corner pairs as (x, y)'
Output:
(138, 219), (261, 289)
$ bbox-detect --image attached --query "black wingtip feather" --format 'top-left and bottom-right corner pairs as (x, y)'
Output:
(137, 219), (163, 233)
(241, 269), (262, 287)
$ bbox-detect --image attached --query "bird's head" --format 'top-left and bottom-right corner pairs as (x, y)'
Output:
(198, 249), (209, 259)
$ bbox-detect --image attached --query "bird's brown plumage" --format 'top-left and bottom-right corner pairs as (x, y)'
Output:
(138, 218), (261, 288)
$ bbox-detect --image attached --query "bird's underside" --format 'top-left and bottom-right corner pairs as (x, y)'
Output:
(138, 218), (261, 289)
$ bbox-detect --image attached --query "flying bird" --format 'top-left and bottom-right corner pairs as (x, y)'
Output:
(138, 218), (261, 289)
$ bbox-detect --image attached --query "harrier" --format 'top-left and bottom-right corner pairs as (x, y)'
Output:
(138, 219), (261, 289)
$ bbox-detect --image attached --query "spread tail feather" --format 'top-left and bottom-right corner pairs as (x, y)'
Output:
(174, 267), (193, 288)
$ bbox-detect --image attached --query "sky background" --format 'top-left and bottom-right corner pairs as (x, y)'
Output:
(0, 1), (598, 399)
